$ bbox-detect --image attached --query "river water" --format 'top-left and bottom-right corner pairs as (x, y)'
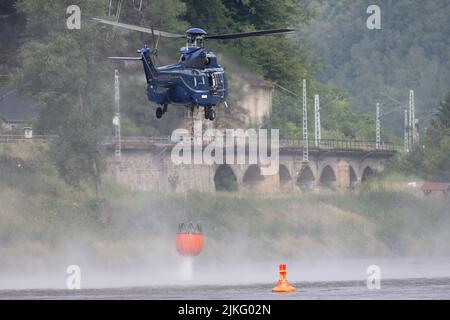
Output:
(1, 257), (450, 299)
(1, 277), (450, 299)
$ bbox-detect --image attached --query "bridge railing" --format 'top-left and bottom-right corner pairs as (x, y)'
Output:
(103, 135), (172, 147)
(0, 134), (55, 143)
(1, 134), (399, 152)
(279, 139), (398, 151)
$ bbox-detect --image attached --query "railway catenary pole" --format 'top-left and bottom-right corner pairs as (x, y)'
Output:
(404, 108), (409, 153)
(302, 79), (309, 162)
(114, 69), (121, 159)
(376, 102), (381, 149)
(409, 89), (415, 150)
(314, 94), (321, 148)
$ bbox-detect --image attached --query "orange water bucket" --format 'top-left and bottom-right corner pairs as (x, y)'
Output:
(176, 223), (204, 256)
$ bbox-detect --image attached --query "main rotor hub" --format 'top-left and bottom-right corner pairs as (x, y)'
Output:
(185, 28), (207, 47)
(185, 28), (207, 39)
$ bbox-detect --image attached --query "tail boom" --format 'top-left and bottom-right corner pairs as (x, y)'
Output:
(107, 47), (158, 83)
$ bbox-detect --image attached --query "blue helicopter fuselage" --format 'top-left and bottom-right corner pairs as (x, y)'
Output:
(142, 46), (227, 108)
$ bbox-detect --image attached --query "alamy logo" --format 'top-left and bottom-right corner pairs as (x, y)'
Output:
(366, 5), (381, 30)
(66, 265), (81, 290)
(366, 265), (381, 290)
(171, 121), (279, 175)
(66, 5), (81, 30)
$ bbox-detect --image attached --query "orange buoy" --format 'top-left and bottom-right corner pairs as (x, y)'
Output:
(176, 223), (204, 256)
(272, 264), (296, 293)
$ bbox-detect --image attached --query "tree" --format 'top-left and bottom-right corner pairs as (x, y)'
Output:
(16, 0), (115, 221)
(50, 111), (104, 198)
(393, 90), (450, 181)
(301, 0), (450, 137)
(437, 92), (450, 130)
(0, 0), (26, 85)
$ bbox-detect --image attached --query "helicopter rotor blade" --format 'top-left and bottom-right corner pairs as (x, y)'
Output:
(92, 18), (184, 38)
(107, 56), (142, 61)
(151, 26), (156, 47)
(155, 32), (161, 52)
(205, 28), (295, 40)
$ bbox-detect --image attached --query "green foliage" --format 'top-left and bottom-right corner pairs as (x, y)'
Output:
(319, 85), (374, 140)
(5, 0), (446, 145)
(0, 149), (106, 249)
(437, 92), (450, 130)
(49, 112), (104, 188)
(184, 0), (326, 136)
(10, 0), (388, 143)
(389, 91), (450, 181)
(0, 0), (25, 76)
(15, 0), (116, 195)
(302, 0), (450, 136)
(183, 0), (235, 34)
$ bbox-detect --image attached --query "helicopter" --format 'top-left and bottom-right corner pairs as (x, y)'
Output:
(93, 18), (294, 121)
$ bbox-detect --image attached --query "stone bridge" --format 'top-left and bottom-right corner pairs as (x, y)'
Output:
(104, 136), (398, 193)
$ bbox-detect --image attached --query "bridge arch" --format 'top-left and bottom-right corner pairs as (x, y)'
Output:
(361, 166), (375, 182)
(320, 165), (337, 188)
(297, 165), (315, 190)
(214, 164), (238, 191)
(243, 164), (264, 190)
(279, 164), (293, 190)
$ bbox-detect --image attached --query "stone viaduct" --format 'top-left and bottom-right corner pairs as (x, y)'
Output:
(104, 137), (398, 193)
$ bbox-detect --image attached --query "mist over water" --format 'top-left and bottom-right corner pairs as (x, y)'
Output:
(179, 257), (193, 282)
(1, 182), (450, 298)
(2, 254), (450, 291)
(2, 256), (450, 299)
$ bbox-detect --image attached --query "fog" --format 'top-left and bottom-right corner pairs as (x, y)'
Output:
(1, 189), (450, 291)
(2, 256), (450, 290)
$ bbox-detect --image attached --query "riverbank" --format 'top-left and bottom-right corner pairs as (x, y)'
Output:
(1, 144), (449, 272)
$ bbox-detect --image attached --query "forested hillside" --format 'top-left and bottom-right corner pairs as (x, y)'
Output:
(1, 0), (449, 184)
(1, 0), (385, 141)
(301, 0), (450, 136)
